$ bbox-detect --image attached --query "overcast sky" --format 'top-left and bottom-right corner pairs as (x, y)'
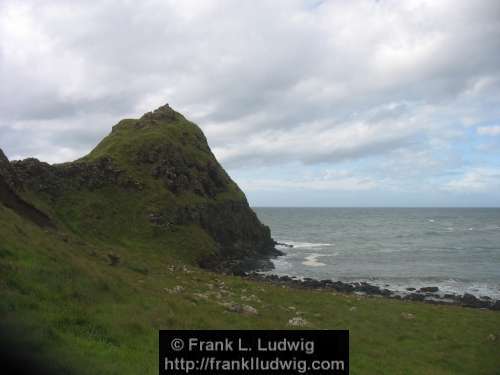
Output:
(1, 0), (500, 206)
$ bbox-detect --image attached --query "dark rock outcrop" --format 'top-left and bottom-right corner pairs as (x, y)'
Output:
(0, 150), (53, 228)
(461, 293), (490, 309)
(419, 286), (439, 293)
(11, 157), (142, 196)
(174, 201), (281, 273)
(0, 149), (21, 190)
(136, 142), (227, 198)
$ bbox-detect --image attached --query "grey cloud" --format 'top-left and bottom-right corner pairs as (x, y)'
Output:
(0, 0), (500, 169)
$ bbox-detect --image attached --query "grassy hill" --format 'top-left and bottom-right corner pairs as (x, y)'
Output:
(0, 105), (499, 374)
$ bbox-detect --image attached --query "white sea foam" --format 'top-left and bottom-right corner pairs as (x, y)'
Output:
(302, 254), (327, 267)
(281, 241), (333, 249)
(272, 258), (293, 271)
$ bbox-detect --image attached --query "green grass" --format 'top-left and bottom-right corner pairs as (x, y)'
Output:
(1, 202), (499, 375)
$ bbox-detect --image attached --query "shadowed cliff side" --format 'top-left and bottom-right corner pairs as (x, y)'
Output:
(0, 150), (53, 228)
(4, 104), (280, 273)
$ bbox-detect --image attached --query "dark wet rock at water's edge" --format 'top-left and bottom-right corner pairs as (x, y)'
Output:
(404, 293), (426, 302)
(275, 242), (294, 248)
(243, 273), (500, 311)
(419, 286), (439, 293)
(460, 293), (491, 309)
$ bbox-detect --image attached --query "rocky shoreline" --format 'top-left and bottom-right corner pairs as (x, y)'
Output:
(244, 272), (500, 311)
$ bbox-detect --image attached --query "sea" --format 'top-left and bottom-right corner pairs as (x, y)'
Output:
(253, 207), (500, 299)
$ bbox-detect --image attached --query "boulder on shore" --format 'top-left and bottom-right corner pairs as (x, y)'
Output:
(461, 293), (490, 309)
(419, 286), (439, 293)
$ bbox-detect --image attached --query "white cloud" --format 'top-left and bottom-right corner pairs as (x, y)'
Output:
(477, 126), (500, 136)
(443, 168), (500, 193)
(1, 1), (499, 161)
(239, 171), (378, 192)
(0, 0), (499, 205)
(212, 107), (432, 167)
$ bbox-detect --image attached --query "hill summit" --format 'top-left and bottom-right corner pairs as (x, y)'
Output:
(0, 104), (280, 273)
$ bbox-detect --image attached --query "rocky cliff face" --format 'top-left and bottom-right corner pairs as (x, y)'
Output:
(0, 150), (53, 228)
(0, 149), (21, 190)
(2, 104), (280, 273)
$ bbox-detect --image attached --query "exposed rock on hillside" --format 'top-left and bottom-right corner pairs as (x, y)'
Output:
(11, 156), (142, 195)
(0, 149), (21, 190)
(0, 150), (53, 228)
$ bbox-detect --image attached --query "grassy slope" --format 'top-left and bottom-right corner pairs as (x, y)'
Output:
(1, 203), (499, 375)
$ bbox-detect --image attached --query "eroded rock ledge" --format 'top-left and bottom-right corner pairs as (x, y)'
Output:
(0, 150), (53, 228)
